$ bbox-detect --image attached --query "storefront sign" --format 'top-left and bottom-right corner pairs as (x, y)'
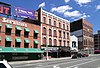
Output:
(0, 2), (11, 15)
(2, 17), (27, 27)
(15, 7), (34, 19)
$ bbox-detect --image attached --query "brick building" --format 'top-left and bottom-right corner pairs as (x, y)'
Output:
(0, 16), (43, 61)
(37, 8), (71, 58)
(70, 19), (94, 53)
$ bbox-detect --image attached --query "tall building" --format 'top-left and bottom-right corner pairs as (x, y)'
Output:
(37, 8), (71, 58)
(94, 30), (100, 50)
(0, 16), (43, 61)
(70, 19), (94, 52)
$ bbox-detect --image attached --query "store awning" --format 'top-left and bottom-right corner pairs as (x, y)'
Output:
(16, 26), (22, 31)
(34, 30), (39, 34)
(34, 40), (39, 45)
(6, 24), (12, 29)
(24, 39), (30, 43)
(0, 23), (2, 27)
(6, 36), (12, 42)
(0, 46), (43, 53)
(15, 38), (22, 42)
(24, 28), (30, 32)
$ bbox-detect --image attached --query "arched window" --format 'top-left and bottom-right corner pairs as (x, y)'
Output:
(43, 37), (46, 45)
(54, 30), (57, 37)
(43, 27), (46, 34)
(54, 21), (56, 26)
(49, 38), (52, 45)
(49, 19), (51, 25)
(49, 29), (52, 36)
(54, 39), (57, 46)
(43, 17), (46, 23)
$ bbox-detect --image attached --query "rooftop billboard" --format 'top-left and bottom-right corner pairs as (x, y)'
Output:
(14, 7), (34, 19)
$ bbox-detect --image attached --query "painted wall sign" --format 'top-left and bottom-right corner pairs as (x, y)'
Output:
(0, 2), (11, 15)
(15, 7), (34, 19)
(2, 17), (27, 27)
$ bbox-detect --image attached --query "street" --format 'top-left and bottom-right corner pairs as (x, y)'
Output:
(10, 54), (100, 68)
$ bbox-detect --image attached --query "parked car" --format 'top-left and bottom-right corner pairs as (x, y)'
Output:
(0, 59), (13, 68)
(71, 53), (85, 59)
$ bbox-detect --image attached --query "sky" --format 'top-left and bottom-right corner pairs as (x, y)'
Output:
(0, 0), (100, 34)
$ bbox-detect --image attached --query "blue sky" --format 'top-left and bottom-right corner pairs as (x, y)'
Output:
(0, 0), (100, 34)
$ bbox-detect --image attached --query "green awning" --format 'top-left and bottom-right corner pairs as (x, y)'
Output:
(6, 24), (12, 29)
(0, 23), (2, 27)
(0, 46), (43, 53)
(15, 38), (22, 42)
(34, 40), (39, 45)
(6, 36), (12, 42)
(0, 37), (1, 40)
(34, 30), (39, 34)
(16, 26), (22, 30)
(24, 28), (30, 32)
(24, 39), (30, 43)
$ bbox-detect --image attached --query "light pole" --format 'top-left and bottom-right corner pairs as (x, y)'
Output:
(46, 33), (49, 60)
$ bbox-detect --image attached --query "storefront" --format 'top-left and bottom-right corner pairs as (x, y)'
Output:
(0, 46), (43, 61)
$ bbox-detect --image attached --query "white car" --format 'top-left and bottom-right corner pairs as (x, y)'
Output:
(0, 59), (13, 68)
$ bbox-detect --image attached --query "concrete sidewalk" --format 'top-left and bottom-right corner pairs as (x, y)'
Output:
(9, 57), (71, 65)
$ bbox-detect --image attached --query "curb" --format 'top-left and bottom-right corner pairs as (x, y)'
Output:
(9, 57), (71, 65)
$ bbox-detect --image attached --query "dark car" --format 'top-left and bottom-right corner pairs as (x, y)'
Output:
(71, 53), (85, 59)
(71, 54), (78, 59)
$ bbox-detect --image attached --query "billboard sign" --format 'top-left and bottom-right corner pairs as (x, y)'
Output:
(0, 2), (11, 15)
(15, 7), (34, 19)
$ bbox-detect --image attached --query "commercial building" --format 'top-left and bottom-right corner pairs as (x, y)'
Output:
(37, 8), (71, 58)
(70, 19), (94, 54)
(0, 16), (43, 61)
(94, 30), (100, 53)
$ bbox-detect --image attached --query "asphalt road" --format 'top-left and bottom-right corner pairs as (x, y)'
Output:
(10, 54), (100, 68)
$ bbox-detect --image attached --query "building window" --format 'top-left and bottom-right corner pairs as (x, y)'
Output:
(43, 27), (46, 35)
(5, 36), (12, 47)
(5, 24), (12, 35)
(24, 28), (30, 37)
(34, 40), (39, 48)
(64, 41), (66, 46)
(43, 37), (46, 45)
(54, 30), (57, 37)
(59, 40), (61, 46)
(54, 39), (57, 46)
(67, 25), (69, 30)
(24, 43), (29, 48)
(63, 32), (65, 39)
(34, 30), (39, 39)
(59, 31), (61, 38)
(67, 41), (69, 46)
(54, 21), (56, 27)
(49, 19), (51, 25)
(59, 23), (61, 28)
(63, 24), (65, 29)
(67, 33), (69, 39)
(49, 38), (52, 46)
(72, 41), (76, 47)
(43, 17), (46, 23)
(15, 38), (22, 47)
(15, 26), (22, 36)
(49, 29), (52, 36)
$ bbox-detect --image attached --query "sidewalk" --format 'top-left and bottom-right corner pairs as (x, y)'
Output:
(9, 57), (71, 65)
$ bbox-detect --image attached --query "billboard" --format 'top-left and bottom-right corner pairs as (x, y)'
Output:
(15, 7), (34, 19)
(0, 2), (11, 15)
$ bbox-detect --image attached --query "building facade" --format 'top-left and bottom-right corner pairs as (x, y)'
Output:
(0, 16), (43, 61)
(37, 8), (70, 47)
(94, 30), (100, 51)
(70, 19), (94, 53)
(70, 35), (78, 52)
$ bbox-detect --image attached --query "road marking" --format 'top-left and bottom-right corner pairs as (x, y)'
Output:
(66, 59), (99, 68)
(53, 65), (60, 68)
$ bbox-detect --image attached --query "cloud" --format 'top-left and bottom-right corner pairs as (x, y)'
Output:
(75, 0), (92, 6)
(96, 5), (100, 10)
(64, 10), (90, 19)
(38, 2), (45, 8)
(51, 5), (72, 13)
(65, 0), (70, 3)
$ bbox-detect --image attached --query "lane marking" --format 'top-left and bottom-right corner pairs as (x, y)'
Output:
(66, 59), (99, 68)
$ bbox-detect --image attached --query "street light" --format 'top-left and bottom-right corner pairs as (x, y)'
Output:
(46, 33), (49, 60)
